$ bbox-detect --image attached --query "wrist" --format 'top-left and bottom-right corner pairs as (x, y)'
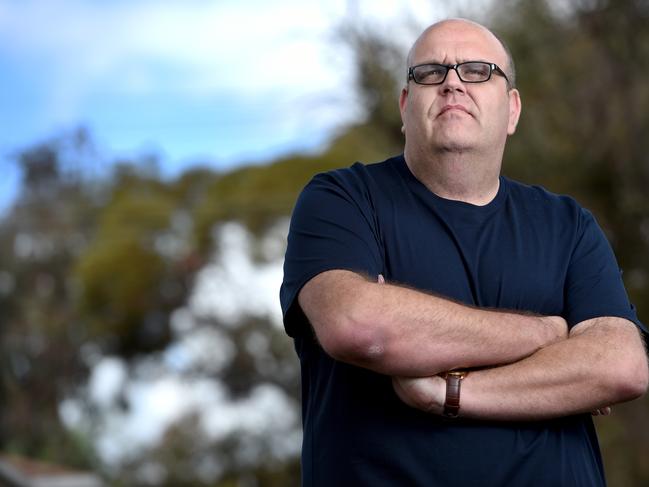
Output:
(392, 376), (446, 414)
(428, 375), (446, 414)
(440, 370), (469, 418)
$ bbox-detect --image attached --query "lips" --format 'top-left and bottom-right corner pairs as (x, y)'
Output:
(438, 104), (471, 117)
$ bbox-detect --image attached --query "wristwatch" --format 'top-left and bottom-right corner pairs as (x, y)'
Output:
(441, 370), (469, 418)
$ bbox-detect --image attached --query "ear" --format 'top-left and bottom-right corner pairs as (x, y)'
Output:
(399, 86), (409, 127)
(507, 88), (522, 135)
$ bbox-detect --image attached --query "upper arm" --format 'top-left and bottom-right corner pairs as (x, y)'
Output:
(280, 170), (383, 338)
(298, 269), (373, 359)
(561, 206), (649, 399)
(563, 209), (647, 334)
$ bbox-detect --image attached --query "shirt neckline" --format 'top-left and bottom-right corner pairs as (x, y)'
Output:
(392, 154), (508, 217)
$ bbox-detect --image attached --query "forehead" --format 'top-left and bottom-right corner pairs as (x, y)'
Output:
(410, 21), (507, 66)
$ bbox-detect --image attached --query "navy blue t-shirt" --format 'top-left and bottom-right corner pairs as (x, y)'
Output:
(280, 155), (647, 487)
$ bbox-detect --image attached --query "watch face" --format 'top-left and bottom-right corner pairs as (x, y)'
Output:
(447, 371), (467, 379)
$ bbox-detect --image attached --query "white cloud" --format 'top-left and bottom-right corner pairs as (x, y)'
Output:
(95, 376), (225, 464)
(190, 221), (286, 328)
(0, 0), (446, 118)
(61, 221), (297, 467)
(163, 325), (236, 374)
(0, 0), (364, 150)
(88, 357), (128, 407)
(88, 375), (299, 467)
(0, 0), (455, 167)
(201, 382), (299, 444)
(0, 0), (348, 96)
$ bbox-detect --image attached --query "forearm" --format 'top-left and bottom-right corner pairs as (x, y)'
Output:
(461, 318), (648, 420)
(395, 317), (648, 421)
(299, 270), (566, 376)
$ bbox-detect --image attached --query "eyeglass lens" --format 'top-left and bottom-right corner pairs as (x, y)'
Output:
(412, 62), (492, 84)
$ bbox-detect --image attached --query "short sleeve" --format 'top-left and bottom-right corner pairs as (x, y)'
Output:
(564, 208), (648, 337)
(280, 168), (383, 337)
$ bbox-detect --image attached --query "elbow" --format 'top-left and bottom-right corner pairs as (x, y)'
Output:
(317, 307), (389, 368)
(606, 352), (649, 402)
(300, 273), (392, 369)
(627, 356), (649, 399)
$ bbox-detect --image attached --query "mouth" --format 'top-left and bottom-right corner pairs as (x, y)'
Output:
(438, 105), (471, 117)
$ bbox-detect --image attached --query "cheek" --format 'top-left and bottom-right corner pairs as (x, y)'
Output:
(403, 103), (429, 135)
(408, 92), (435, 118)
(491, 99), (513, 132)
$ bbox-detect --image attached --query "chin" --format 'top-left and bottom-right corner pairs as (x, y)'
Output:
(433, 140), (474, 154)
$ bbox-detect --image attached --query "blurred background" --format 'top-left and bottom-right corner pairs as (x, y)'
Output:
(0, 0), (648, 485)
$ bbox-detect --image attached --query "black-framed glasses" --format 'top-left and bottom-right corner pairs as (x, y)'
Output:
(408, 61), (509, 86)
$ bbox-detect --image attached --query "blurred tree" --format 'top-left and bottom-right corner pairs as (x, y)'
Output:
(76, 165), (186, 356)
(0, 132), (103, 468)
(191, 21), (409, 251)
(489, 1), (649, 485)
(338, 22), (406, 147)
(2, 1), (648, 486)
(0, 11), (409, 484)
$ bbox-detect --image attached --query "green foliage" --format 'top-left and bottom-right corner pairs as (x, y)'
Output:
(2, 2), (649, 485)
(75, 173), (175, 353)
(493, 0), (649, 311)
(193, 121), (403, 250)
(338, 23), (406, 137)
(0, 136), (103, 468)
(76, 237), (166, 345)
(489, 2), (649, 484)
(191, 21), (408, 248)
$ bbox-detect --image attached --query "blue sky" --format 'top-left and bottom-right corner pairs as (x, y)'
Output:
(0, 0), (461, 465)
(0, 0), (447, 209)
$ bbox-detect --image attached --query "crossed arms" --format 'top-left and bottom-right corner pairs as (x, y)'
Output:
(298, 269), (649, 420)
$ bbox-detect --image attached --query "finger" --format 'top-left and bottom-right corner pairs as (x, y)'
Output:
(378, 274), (385, 284)
(591, 407), (612, 416)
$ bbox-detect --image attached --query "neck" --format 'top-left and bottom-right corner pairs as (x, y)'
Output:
(404, 147), (502, 206)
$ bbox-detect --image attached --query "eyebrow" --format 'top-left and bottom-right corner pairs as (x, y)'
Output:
(413, 59), (493, 66)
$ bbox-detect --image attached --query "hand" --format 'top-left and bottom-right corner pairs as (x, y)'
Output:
(540, 315), (569, 345)
(591, 406), (612, 416)
(392, 375), (445, 415)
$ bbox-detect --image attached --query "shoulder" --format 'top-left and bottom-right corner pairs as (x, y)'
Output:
(503, 178), (602, 249)
(504, 177), (590, 221)
(290, 155), (401, 228)
(308, 155), (399, 190)
(505, 177), (578, 207)
(298, 155), (400, 207)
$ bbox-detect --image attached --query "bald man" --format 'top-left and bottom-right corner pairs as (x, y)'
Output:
(280, 19), (648, 486)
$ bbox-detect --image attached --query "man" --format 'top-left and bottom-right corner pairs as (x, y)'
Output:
(280, 18), (648, 486)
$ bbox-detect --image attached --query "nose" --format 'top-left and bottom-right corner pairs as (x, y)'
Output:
(440, 66), (465, 94)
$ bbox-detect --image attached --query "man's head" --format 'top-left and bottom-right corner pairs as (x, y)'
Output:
(400, 19), (521, 163)
(405, 21), (517, 90)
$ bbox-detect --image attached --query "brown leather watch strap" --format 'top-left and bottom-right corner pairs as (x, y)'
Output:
(443, 371), (468, 418)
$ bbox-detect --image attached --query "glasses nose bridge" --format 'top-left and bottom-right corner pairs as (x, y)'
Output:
(442, 63), (464, 85)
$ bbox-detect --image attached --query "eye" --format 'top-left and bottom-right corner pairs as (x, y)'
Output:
(425, 67), (445, 76)
(415, 64), (446, 82)
(460, 63), (490, 80)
